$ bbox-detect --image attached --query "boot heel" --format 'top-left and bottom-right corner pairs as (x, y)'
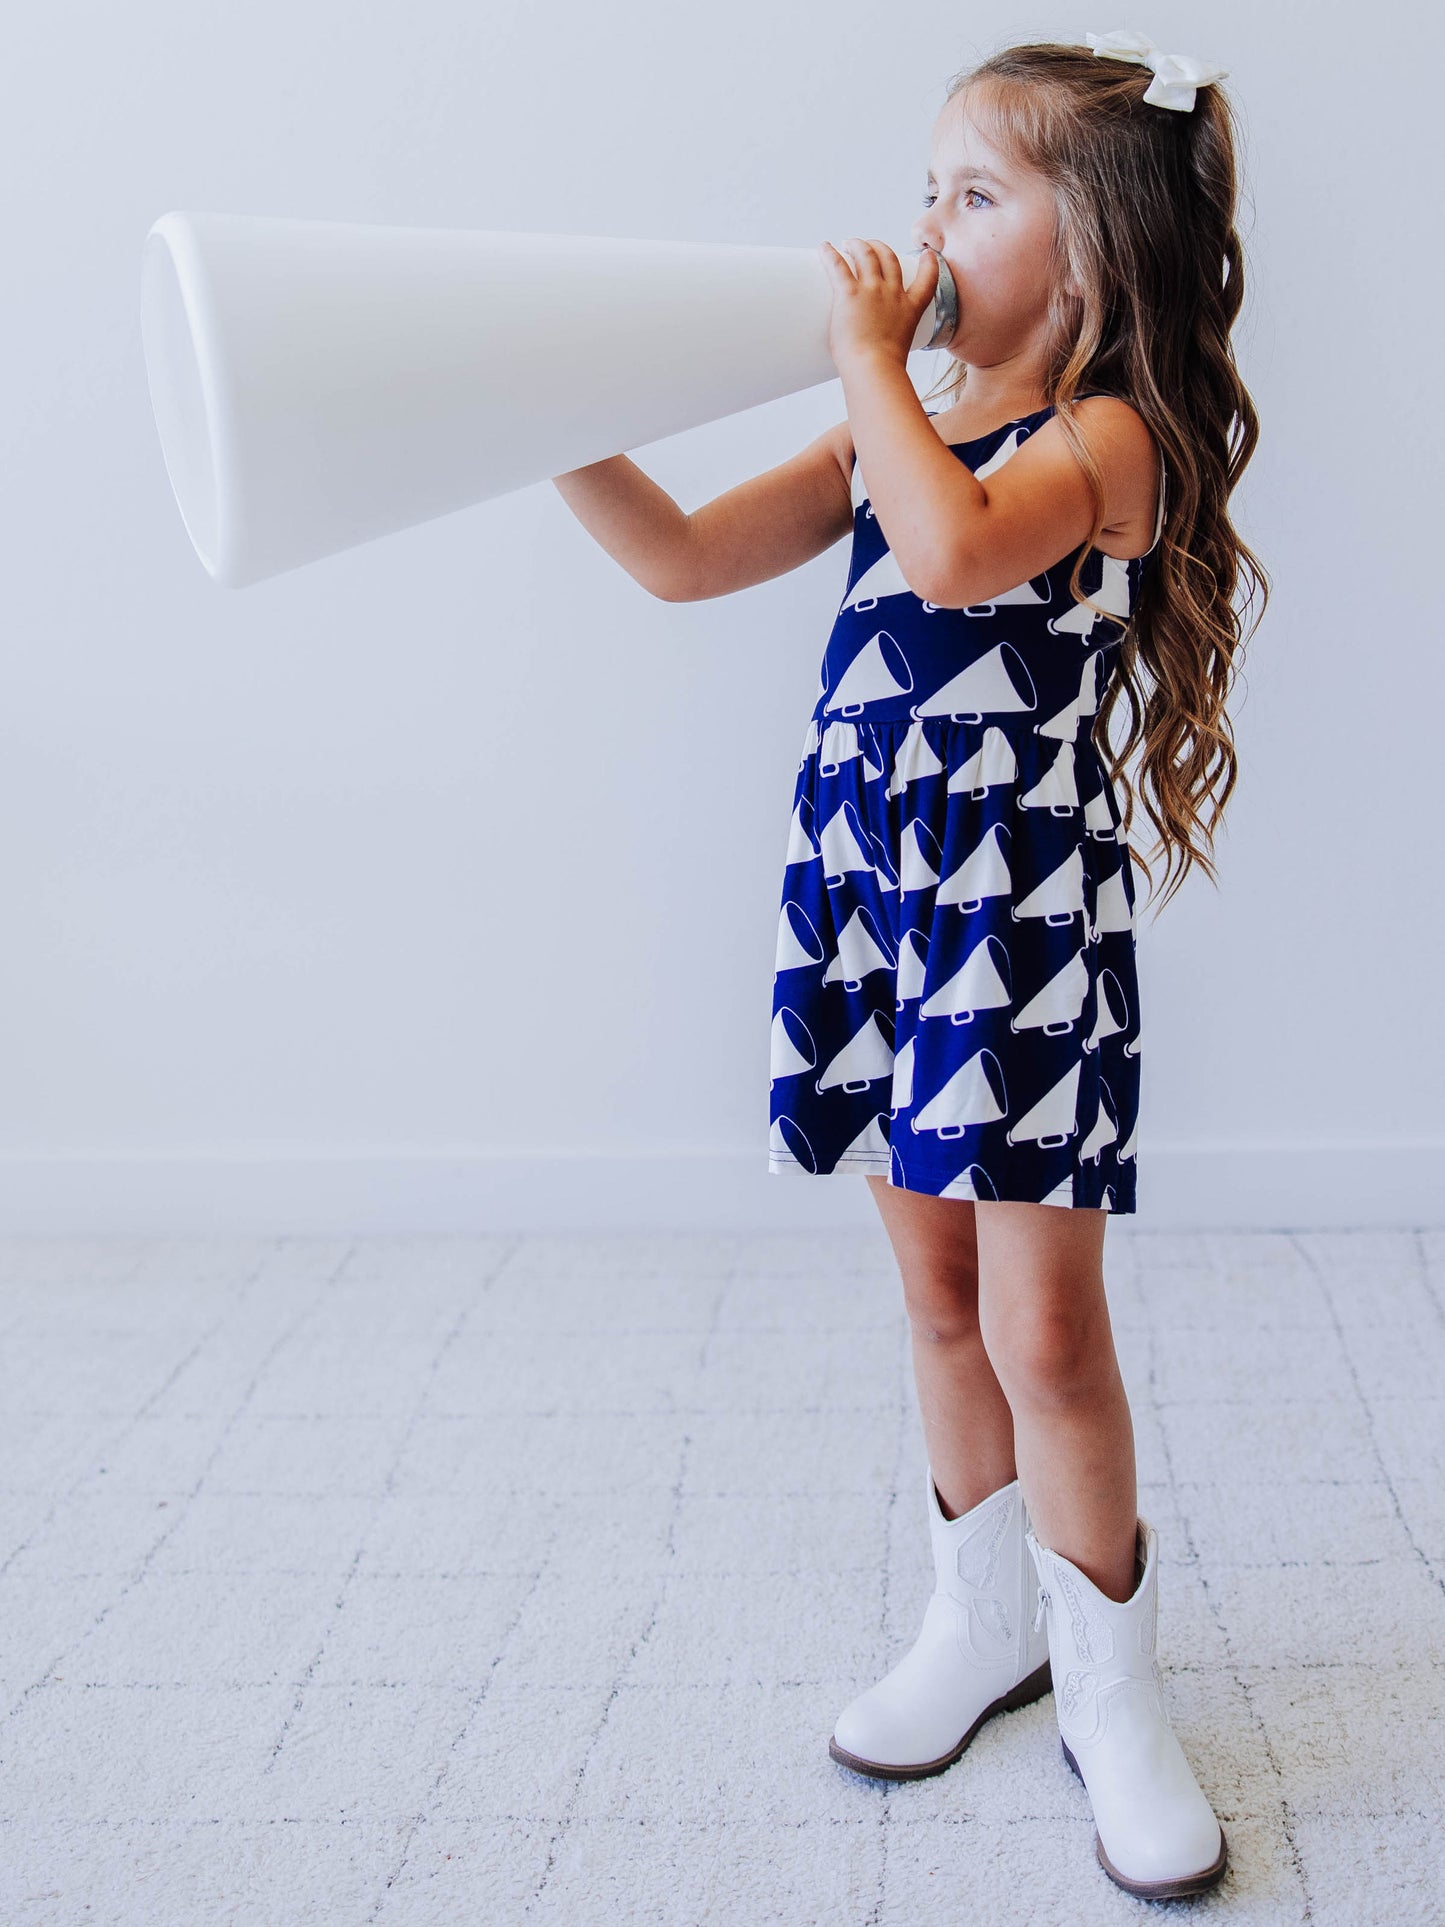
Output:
(1000, 1657), (1053, 1713)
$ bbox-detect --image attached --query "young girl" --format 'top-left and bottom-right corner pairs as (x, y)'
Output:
(553, 30), (1266, 1904)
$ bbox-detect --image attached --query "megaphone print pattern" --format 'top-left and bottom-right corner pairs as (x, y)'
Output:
(768, 400), (1165, 1209)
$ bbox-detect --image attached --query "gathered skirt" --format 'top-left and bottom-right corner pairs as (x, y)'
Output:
(767, 713), (1141, 1210)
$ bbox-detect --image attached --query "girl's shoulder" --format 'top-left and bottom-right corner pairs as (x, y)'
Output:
(1037, 392), (1163, 562)
(924, 391), (1161, 558)
(1068, 389), (1153, 435)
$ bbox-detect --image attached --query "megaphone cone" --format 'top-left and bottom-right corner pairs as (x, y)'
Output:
(140, 213), (955, 589)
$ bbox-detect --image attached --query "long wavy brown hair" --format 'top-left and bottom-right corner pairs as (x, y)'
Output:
(922, 41), (1269, 911)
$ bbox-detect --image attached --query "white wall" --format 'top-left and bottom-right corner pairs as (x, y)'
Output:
(2, 0), (1439, 1232)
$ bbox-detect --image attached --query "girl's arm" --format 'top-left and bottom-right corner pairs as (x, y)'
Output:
(551, 423), (855, 602)
(550, 455), (695, 601)
(816, 241), (1159, 607)
(842, 356), (1159, 607)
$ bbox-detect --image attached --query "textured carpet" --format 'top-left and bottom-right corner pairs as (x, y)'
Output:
(0, 1227), (1441, 1924)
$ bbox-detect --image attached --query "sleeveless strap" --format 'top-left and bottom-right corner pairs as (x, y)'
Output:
(1147, 463), (1167, 555)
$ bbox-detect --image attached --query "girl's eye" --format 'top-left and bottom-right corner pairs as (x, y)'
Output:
(920, 188), (992, 210)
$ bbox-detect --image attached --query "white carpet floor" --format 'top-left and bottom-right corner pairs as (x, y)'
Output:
(0, 1226), (1441, 1925)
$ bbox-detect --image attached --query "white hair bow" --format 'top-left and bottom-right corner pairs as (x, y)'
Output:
(1086, 28), (1228, 111)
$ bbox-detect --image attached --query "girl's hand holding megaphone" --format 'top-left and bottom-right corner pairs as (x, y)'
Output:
(816, 238), (940, 373)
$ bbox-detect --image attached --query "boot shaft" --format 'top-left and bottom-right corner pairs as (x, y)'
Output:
(925, 1469), (1049, 1679)
(1025, 1517), (1163, 1738)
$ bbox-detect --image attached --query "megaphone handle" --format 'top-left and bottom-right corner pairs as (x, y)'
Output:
(925, 249), (958, 351)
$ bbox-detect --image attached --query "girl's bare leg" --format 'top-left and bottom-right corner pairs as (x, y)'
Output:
(865, 1175), (1017, 1520)
(972, 1200), (1138, 1604)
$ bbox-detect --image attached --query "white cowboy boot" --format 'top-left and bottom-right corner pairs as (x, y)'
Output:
(1025, 1515), (1228, 1898)
(829, 1466), (1052, 1781)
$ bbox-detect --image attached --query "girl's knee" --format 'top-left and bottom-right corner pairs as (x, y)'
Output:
(907, 1297), (984, 1347)
(982, 1301), (1112, 1406)
(900, 1262), (982, 1345)
(972, 1200), (1112, 1399)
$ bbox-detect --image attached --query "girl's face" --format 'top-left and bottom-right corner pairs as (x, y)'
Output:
(910, 89), (1063, 366)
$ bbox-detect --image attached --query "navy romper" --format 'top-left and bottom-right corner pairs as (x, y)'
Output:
(767, 398), (1165, 1211)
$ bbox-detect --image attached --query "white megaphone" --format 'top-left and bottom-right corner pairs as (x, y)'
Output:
(139, 213), (957, 590)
